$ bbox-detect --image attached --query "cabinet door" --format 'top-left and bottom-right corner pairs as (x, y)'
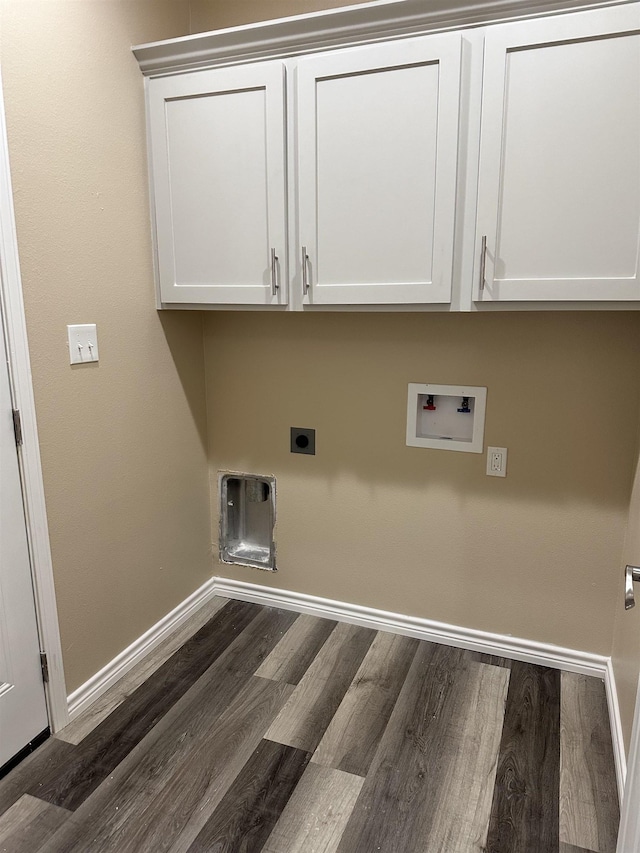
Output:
(296, 35), (462, 305)
(148, 63), (287, 306)
(475, 6), (640, 302)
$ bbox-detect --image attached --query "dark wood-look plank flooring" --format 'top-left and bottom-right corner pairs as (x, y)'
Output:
(187, 739), (311, 853)
(311, 630), (419, 777)
(486, 661), (561, 852)
(560, 672), (619, 853)
(0, 795), (69, 852)
(0, 597), (620, 852)
(265, 620), (376, 753)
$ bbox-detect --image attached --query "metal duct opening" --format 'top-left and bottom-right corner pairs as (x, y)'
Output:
(219, 473), (276, 571)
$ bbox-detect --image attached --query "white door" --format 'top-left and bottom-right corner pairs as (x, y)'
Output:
(474, 5), (640, 303)
(296, 34), (462, 306)
(147, 62), (287, 307)
(0, 309), (48, 769)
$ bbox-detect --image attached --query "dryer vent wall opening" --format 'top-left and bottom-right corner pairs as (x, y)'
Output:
(219, 473), (276, 571)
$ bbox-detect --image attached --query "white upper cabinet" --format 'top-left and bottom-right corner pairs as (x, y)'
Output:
(296, 35), (462, 305)
(147, 62), (287, 306)
(474, 6), (640, 302)
(136, 0), (640, 310)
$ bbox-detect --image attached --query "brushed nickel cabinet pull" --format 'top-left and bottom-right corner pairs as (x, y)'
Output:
(301, 246), (310, 296)
(479, 235), (487, 292)
(270, 248), (279, 295)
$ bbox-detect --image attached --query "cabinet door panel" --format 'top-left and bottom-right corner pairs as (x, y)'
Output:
(148, 63), (287, 305)
(476, 7), (640, 302)
(297, 35), (462, 305)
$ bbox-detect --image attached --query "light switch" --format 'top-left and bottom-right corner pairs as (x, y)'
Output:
(67, 324), (99, 365)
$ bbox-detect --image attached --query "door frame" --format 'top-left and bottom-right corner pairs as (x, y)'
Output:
(0, 66), (68, 733)
(617, 676), (640, 850)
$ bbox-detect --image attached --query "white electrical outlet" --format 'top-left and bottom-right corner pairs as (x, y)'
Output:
(67, 324), (99, 365)
(486, 446), (507, 477)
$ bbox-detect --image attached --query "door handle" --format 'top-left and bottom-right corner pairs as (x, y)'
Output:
(625, 565), (640, 609)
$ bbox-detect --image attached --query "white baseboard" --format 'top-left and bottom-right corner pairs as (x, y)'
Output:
(212, 577), (609, 676)
(605, 658), (627, 800)
(66, 573), (627, 805)
(212, 576), (626, 799)
(66, 578), (219, 721)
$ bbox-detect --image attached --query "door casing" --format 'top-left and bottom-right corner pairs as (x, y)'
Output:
(0, 64), (67, 734)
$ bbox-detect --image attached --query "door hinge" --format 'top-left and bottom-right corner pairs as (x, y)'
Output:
(40, 652), (49, 684)
(12, 408), (22, 446)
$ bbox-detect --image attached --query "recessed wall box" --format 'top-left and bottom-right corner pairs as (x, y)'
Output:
(406, 383), (487, 453)
(291, 427), (315, 455)
(219, 473), (276, 570)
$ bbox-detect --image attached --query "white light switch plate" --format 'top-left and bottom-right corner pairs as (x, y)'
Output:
(487, 446), (507, 477)
(67, 324), (99, 364)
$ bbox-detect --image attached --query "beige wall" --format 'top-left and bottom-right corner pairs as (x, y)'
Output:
(0, 0), (212, 693)
(206, 311), (640, 655)
(190, 0), (373, 31)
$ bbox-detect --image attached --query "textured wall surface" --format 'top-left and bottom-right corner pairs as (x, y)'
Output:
(206, 311), (640, 656)
(190, 0), (374, 31)
(0, 0), (211, 693)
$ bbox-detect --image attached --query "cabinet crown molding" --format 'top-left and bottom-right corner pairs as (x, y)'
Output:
(132, 0), (629, 74)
